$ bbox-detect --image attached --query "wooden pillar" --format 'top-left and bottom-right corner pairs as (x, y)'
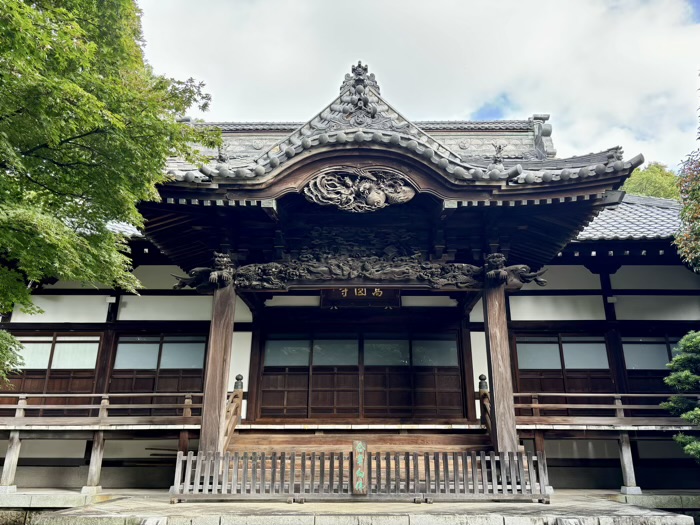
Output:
(81, 431), (105, 494)
(0, 432), (21, 493)
(199, 284), (237, 453)
(619, 432), (642, 494)
(483, 282), (519, 452)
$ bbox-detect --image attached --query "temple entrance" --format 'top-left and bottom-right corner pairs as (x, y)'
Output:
(250, 306), (475, 421)
(259, 330), (464, 419)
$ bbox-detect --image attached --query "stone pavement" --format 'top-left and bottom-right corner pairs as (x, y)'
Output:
(6, 489), (692, 525)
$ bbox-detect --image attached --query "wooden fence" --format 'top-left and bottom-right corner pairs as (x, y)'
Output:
(170, 449), (550, 503)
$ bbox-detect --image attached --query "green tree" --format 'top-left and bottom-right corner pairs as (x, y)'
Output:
(0, 1), (220, 381)
(676, 149), (700, 271)
(662, 331), (700, 459)
(622, 162), (680, 200)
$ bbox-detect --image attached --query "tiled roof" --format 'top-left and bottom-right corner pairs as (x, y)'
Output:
(577, 194), (681, 241)
(198, 120), (533, 133)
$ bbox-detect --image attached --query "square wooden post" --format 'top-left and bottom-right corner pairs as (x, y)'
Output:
(0, 431), (21, 493)
(483, 282), (519, 452)
(0, 395), (27, 493)
(619, 431), (642, 494)
(199, 284), (237, 453)
(81, 431), (105, 494)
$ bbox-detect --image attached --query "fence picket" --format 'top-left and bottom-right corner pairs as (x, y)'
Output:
(479, 451), (491, 494)
(320, 452), (325, 494)
(231, 453), (239, 494)
(517, 453), (526, 495)
(183, 451), (193, 495)
(290, 452), (296, 495)
(242, 453), (250, 494)
(193, 452), (203, 494)
(270, 452), (277, 494)
(222, 452), (230, 494)
(280, 452), (286, 494)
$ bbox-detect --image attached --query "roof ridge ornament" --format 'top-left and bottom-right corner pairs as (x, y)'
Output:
(340, 61), (380, 94)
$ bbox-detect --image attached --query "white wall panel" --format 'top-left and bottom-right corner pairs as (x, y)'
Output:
(104, 439), (177, 459)
(401, 296), (458, 307)
(11, 295), (111, 323)
(545, 439), (619, 459)
(509, 296), (606, 321)
(229, 332), (252, 391)
(615, 296), (700, 321)
(18, 440), (86, 458)
(470, 331), (488, 418)
(131, 265), (187, 290)
(521, 266), (600, 291)
(117, 296), (212, 321)
(470, 299), (484, 322)
(611, 265), (700, 290)
(234, 296), (253, 322)
(265, 296), (320, 307)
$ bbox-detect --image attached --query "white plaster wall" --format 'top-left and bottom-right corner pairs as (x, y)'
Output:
(228, 331), (252, 419)
(104, 439), (178, 459)
(265, 296), (320, 307)
(521, 266), (600, 291)
(615, 296), (700, 321)
(131, 265), (187, 290)
(636, 440), (687, 459)
(401, 296), (458, 307)
(11, 295), (111, 323)
(470, 299), (484, 322)
(117, 295), (212, 321)
(611, 265), (700, 290)
(509, 296), (606, 321)
(545, 439), (619, 459)
(44, 280), (110, 290)
(234, 296), (253, 322)
(470, 331), (488, 418)
(0, 440), (86, 458)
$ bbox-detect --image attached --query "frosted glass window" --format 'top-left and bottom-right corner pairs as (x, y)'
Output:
(365, 339), (410, 366)
(51, 342), (99, 369)
(623, 343), (670, 370)
(517, 343), (561, 369)
(562, 342), (609, 369)
(413, 339), (458, 366)
(18, 341), (52, 369)
(264, 340), (311, 366)
(114, 342), (159, 369)
(313, 340), (358, 366)
(160, 342), (205, 369)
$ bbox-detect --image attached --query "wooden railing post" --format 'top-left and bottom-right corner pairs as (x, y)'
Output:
(179, 394), (193, 455)
(614, 395), (624, 418)
(98, 395), (109, 419)
(221, 375), (245, 452)
(532, 395), (540, 417)
(0, 395), (26, 493)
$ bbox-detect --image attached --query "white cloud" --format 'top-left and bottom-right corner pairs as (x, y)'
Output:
(138, 0), (700, 167)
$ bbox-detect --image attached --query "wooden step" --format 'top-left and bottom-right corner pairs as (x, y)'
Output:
(228, 432), (491, 453)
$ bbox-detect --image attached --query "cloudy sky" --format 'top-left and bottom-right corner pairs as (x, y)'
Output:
(138, 0), (700, 168)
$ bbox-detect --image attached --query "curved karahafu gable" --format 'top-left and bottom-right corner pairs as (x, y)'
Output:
(166, 62), (643, 199)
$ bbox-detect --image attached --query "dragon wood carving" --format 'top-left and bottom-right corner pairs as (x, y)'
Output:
(173, 252), (547, 293)
(303, 167), (416, 212)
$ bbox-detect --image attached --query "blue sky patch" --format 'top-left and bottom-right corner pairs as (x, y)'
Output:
(470, 93), (513, 120)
